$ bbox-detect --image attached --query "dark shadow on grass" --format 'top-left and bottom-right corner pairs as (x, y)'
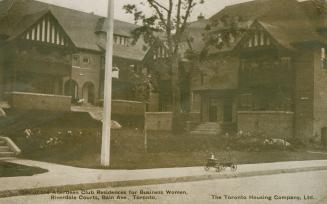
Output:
(0, 162), (48, 177)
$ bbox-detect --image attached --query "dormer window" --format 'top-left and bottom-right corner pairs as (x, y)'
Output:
(114, 35), (129, 46)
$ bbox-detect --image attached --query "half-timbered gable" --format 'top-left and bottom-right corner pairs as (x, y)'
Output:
(15, 11), (75, 48)
(0, 10), (75, 96)
(238, 22), (275, 49)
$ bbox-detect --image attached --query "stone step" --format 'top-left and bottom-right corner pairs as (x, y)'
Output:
(191, 129), (220, 132)
(0, 146), (10, 152)
(0, 152), (15, 157)
(196, 123), (220, 126)
(0, 140), (5, 145)
(190, 131), (219, 136)
(196, 126), (221, 129)
(195, 129), (220, 132)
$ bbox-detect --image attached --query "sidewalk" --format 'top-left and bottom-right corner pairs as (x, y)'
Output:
(1, 158), (327, 198)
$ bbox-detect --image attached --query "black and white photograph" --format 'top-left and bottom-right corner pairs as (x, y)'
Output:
(0, 0), (327, 203)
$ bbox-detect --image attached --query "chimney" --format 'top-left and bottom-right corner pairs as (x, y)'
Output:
(197, 13), (205, 21)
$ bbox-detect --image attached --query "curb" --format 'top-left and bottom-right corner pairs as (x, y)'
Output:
(1, 165), (327, 198)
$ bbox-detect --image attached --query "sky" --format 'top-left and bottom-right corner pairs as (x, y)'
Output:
(37, 0), (254, 22)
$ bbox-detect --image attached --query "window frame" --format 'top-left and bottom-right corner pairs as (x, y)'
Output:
(82, 56), (90, 64)
(72, 54), (80, 64)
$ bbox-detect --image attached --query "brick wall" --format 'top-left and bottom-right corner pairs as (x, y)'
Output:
(145, 112), (172, 131)
(148, 92), (159, 112)
(0, 48), (3, 100)
(112, 100), (146, 116)
(8, 92), (71, 111)
(293, 48), (314, 141)
(191, 93), (201, 112)
(68, 50), (101, 103)
(238, 111), (294, 139)
(313, 47), (327, 139)
(191, 56), (239, 91)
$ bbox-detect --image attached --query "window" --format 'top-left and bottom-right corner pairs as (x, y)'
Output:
(254, 33), (258, 46)
(100, 56), (105, 69)
(114, 35), (130, 46)
(281, 57), (291, 69)
(82, 56), (90, 64)
(112, 67), (119, 79)
(322, 48), (327, 70)
(73, 55), (80, 64)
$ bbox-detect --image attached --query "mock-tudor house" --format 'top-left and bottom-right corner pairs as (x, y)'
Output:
(0, 0), (165, 109)
(187, 0), (327, 142)
(0, 6), (76, 111)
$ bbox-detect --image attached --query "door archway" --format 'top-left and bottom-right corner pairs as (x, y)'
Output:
(64, 80), (78, 100)
(82, 82), (95, 104)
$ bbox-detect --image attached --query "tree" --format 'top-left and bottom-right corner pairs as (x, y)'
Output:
(124, 0), (205, 133)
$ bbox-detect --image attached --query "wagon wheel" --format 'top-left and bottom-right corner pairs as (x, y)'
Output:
(215, 165), (223, 172)
(231, 164), (237, 172)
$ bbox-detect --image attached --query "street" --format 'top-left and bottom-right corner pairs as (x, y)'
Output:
(1, 170), (326, 204)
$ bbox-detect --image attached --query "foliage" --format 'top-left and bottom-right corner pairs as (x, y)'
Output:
(124, 0), (205, 53)
(20, 127), (101, 154)
(226, 130), (296, 152)
(124, 0), (205, 132)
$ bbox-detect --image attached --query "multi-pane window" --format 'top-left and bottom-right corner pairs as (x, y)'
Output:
(114, 35), (129, 46)
(82, 56), (90, 64)
(73, 55), (80, 65)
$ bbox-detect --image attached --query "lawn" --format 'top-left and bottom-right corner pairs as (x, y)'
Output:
(17, 128), (327, 169)
(2, 108), (327, 169)
(0, 162), (48, 177)
(20, 149), (327, 170)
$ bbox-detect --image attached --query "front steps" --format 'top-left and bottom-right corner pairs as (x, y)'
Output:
(190, 122), (222, 136)
(0, 137), (20, 158)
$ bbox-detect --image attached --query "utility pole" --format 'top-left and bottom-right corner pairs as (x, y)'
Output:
(101, 0), (114, 167)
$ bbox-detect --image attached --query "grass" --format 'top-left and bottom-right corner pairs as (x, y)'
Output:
(21, 149), (327, 170)
(0, 162), (48, 177)
(18, 128), (327, 170)
(2, 108), (327, 170)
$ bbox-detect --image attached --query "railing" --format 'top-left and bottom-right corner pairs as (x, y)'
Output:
(0, 136), (21, 156)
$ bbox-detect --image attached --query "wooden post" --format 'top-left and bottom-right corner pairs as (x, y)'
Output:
(101, 0), (114, 167)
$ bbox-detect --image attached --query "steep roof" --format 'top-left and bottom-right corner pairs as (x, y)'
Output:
(186, 0), (327, 55)
(210, 0), (279, 22)
(0, 0), (148, 61)
(300, 0), (327, 30)
(184, 18), (209, 53)
(257, 0), (327, 47)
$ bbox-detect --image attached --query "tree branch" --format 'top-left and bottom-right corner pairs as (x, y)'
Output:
(151, 0), (169, 12)
(174, 0), (183, 54)
(147, 0), (167, 29)
(179, 0), (195, 34)
(166, 0), (174, 57)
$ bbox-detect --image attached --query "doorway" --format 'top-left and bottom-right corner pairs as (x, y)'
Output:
(82, 82), (95, 104)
